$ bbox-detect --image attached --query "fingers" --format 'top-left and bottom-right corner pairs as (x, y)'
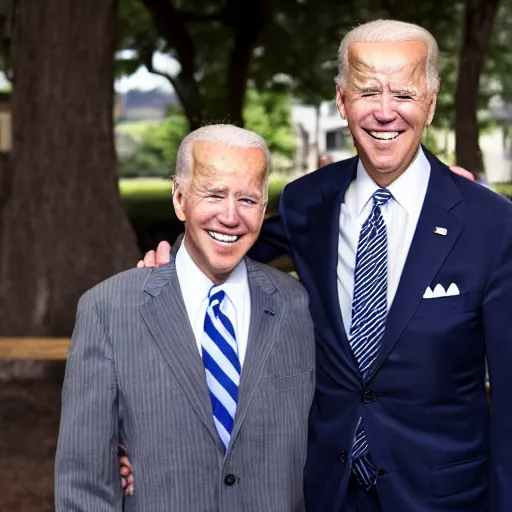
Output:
(142, 250), (157, 268)
(120, 456), (132, 471)
(136, 241), (172, 268)
(122, 477), (134, 496)
(123, 474), (134, 495)
(120, 454), (134, 495)
(449, 165), (475, 181)
(155, 241), (171, 267)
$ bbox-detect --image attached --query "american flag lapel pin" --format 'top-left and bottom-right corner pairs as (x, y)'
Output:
(434, 226), (448, 236)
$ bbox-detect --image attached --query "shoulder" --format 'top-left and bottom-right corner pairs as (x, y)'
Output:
(424, 148), (512, 227)
(78, 267), (153, 312)
(449, 171), (512, 233)
(247, 259), (309, 304)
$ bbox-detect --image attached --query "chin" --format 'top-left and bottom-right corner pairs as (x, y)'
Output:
(209, 257), (240, 277)
(369, 154), (402, 172)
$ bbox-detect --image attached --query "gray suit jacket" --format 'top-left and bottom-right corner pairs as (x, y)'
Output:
(55, 253), (315, 511)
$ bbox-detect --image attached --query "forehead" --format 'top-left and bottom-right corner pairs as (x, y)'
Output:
(192, 141), (266, 182)
(347, 40), (428, 82)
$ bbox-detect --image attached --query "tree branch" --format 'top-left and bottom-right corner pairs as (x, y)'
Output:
(139, 0), (196, 76)
(139, 0), (204, 129)
(142, 50), (177, 89)
(141, 49), (203, 130)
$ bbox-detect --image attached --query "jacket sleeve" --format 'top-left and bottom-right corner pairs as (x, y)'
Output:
(249, 191), (292, 263)
(484, 217), (512, 511)
(54, 290), (122, 512)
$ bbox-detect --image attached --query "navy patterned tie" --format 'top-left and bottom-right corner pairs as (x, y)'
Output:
(201, 287), (241, 452)
(349, 188), (392, 488)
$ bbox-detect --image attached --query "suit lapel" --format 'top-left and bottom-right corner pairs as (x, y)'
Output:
(140, 253), (218, 444)
(306, 159), (358, 372)
(369, 153), (464, 379)
(228, 259), (280, 450)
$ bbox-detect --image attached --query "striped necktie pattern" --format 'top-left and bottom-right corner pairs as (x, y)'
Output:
(349, 188), (392, 488)
(201, 287), (241, 451)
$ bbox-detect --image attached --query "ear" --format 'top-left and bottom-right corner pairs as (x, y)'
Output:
(336, 85), (347, 120)
(426, 89), (438, 126)
(172, 177), (187, 222)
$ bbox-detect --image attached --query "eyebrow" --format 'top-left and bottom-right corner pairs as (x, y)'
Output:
(354, 85), (382, 93)
(390, 88), (418, 95)
(204, 186), (227, 194)
(237, 190), (262, 200)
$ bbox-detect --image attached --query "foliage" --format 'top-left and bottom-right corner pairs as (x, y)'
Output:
(421, 128), (455, 163)
(493, 182), (512, 199)
(243, 89), (294, 159)
(115, 0), (489, 131)
(485, 0), (512, 103)
(116, 89), (295, 177)
(117, 115), (188, 178)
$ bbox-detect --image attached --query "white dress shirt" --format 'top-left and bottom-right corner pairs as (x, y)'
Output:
(337, 147), (431, 337)
(176, 242), (251, 365)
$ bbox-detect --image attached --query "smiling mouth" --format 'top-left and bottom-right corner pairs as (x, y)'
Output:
(207, 230), (241, 244)
(365, 130), (403, 141)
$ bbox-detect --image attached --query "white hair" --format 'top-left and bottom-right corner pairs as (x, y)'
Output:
(335, 19), (440, 90)
(175, 124), (271, 199)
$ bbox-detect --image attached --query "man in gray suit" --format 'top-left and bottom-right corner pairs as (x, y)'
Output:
(55, 124), (315, 511)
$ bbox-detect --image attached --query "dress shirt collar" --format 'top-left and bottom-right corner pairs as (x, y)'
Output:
(354, 146), (431, 217)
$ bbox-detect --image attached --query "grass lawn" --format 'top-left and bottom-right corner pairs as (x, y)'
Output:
(494, 183), (512, 199)
(119, 175), (290, 222)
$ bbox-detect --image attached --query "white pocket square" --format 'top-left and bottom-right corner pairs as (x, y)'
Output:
(423, 283), (460, 299)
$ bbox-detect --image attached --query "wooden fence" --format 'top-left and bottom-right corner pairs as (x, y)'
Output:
(0, 338), (70, 360)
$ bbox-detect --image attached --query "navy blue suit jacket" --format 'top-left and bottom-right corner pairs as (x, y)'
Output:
(250, 148), (512, 511)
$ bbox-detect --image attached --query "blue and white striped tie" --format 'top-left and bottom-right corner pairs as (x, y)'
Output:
(349, 188), (392, 488)
(201, 287), (241, 452)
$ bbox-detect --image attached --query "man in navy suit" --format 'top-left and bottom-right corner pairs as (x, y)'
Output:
(138, 19), (511, 512)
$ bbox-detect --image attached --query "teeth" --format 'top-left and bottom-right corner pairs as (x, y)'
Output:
(208, 231), (239, 243)
(369, 131), (400, 140)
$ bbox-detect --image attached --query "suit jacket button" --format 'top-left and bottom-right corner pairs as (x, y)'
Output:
(224, 474), (237, 486)
(339, 450), (346, 464)
(363, 390), (376, 403)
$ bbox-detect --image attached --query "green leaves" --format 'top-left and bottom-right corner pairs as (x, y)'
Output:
(117, 115), (188, 178)
(244, 89), (294, 159)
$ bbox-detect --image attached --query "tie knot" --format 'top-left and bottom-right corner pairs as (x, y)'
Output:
(208, 287), (226, 311)
(373, 188), (392, 207)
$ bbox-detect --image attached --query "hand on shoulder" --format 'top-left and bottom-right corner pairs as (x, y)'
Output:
(448, 165), (476, 181)
(137, 241), (172, 268)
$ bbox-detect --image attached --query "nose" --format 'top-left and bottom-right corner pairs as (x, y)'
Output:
(217, 197), (240, 227)
(374, 91), (397, 124)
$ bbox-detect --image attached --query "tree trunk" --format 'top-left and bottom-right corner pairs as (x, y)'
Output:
(454, 0), (500, 177)
(225, 0), (269, 127)
(0, 0), (139, 361)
